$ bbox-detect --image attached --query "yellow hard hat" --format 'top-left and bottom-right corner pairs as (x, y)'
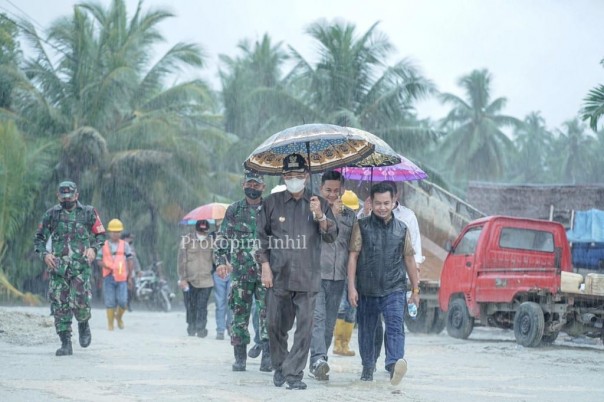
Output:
(341, 190), (360, 210)
(107, 219), (124, 232)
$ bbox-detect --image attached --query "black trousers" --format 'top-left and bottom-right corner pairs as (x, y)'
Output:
(184, 285), (212, 333)
(267, 288), (318, 382)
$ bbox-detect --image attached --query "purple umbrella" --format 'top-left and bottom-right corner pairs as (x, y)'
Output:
(336, 154), (427, 182)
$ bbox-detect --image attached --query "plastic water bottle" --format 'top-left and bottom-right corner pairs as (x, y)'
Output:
(408, 302), (418, 319)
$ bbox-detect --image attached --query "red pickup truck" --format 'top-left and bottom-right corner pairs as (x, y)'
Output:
(413, 216), (604, 347)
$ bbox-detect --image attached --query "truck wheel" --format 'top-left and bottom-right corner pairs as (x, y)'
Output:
(513, 302), (544, 347)
(446, 298), (474, 339)
(540, 331), (559, 344)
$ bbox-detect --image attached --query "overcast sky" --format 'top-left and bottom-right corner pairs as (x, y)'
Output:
(6, 0), (604, 131)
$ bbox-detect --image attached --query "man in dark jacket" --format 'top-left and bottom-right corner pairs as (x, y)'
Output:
(347, 182), (420, 385)
(256, 153), (337, 390)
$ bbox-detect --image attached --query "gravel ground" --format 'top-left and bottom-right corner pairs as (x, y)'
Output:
(1, 304), (603, 402)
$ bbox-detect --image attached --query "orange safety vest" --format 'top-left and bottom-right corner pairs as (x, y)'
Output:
(102, 240), (128, 282)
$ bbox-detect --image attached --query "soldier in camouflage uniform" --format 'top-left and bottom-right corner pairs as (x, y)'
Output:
(34, 181), (106, 356)
(214, 170), (271, 372)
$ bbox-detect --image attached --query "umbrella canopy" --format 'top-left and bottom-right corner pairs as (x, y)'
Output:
(181, 202), (230, 224)
(336, 154), (427, 182)
(344, 127), (401, 167)
(244, 123), (375, 175)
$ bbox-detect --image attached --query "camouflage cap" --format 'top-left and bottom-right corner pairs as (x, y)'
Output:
(244, 170), (264, 184)
(58, 181), (78, 199)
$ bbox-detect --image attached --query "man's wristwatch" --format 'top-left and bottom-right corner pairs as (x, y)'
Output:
(412, 287), (420, 294)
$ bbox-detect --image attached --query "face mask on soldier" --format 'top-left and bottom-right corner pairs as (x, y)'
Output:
(60, 200), (76, 210)
(244, 187), (262, 200)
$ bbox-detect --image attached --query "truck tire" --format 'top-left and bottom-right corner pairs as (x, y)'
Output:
(446, 298), (474, 339)
(513, 302), (544, 347)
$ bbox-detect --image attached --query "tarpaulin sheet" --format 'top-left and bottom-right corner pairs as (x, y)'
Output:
(567, 209), (604, 242)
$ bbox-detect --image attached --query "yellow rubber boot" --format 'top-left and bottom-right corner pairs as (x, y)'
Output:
(332, 319), (345, 355)
(106, 309), (115, 331)
(340, 321), (356, 356)
(116, 307), (126, 329)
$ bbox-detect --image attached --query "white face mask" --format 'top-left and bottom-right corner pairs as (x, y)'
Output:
(284, 177), (305, 193)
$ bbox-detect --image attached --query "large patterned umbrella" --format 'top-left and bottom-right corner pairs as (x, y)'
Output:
(344, 127), (402, 167)
(243, 124), (376, 176)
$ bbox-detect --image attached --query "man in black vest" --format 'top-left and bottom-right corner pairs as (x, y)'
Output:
(347, 182), (420, 385)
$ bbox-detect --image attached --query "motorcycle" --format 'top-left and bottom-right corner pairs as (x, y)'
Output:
(135, 261), (175, 312)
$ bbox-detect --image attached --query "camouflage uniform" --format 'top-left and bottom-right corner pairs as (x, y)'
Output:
(214, 198), (267, 346)
(34, 202), (105, 334)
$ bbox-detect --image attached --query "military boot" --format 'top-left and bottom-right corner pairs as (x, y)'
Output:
(259, 340), (272, 372)
(55, 331), (73, 356)
(78, 320), (91, 348)
(232, 344), (247, 371)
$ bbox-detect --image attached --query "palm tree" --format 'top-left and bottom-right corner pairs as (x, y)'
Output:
(510, 112), (553, 183)
(218, 33), (302, 198)
(0, 121), (54, 293)
(15, 0), (229, 270)
(548, 118), (595, 184)
(288, 20), (437, 154)
(582, 58), (604, 132)
(438, 69), (521, 185)
(220, 33), (292, 142)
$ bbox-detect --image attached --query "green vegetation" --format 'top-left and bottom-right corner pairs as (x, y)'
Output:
(0, 0), (602, 296)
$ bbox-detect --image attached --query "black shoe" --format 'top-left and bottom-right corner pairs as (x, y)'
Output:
(197, 329), (208, 338)
(232, 344), (247, 371)
(187, 325), (195, 336)
(360, 366), (373, 381)
(248, 343), (262, 358)
(286, 380), (307, 390)
(309, 358), (329, 381)
(55, 332), (73, 356)
(216, 332), (225, 340)
(273, 369), (286, 387)
(78, 321), (91, 348)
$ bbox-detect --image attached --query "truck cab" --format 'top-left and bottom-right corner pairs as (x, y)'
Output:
(437, 216), (604, 346)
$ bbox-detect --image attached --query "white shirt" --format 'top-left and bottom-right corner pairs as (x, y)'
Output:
(393, 203), (425, 264)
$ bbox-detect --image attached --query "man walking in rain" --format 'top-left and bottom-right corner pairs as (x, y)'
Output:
(214, 170), (272, 372)
(309, 171), (357, 381)
(372, 180), (425, 366)
(256, 153), (337, 390)
(34, 180), (105, 356)
(347, 182), (420, 385)
(178, 220), (215, 338)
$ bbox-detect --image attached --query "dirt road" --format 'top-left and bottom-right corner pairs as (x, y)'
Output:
(1, 305), (603, 402)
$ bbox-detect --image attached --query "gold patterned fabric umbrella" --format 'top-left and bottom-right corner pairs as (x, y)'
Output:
(244, 124), (376, 175)
(344, 127), (402, 167)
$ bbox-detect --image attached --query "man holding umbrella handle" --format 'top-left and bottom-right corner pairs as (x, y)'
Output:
(261, 194), (327, 288)
(256, 153), (338, 391)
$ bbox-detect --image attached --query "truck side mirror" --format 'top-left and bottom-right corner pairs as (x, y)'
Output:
(444, 240), (453, 253)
